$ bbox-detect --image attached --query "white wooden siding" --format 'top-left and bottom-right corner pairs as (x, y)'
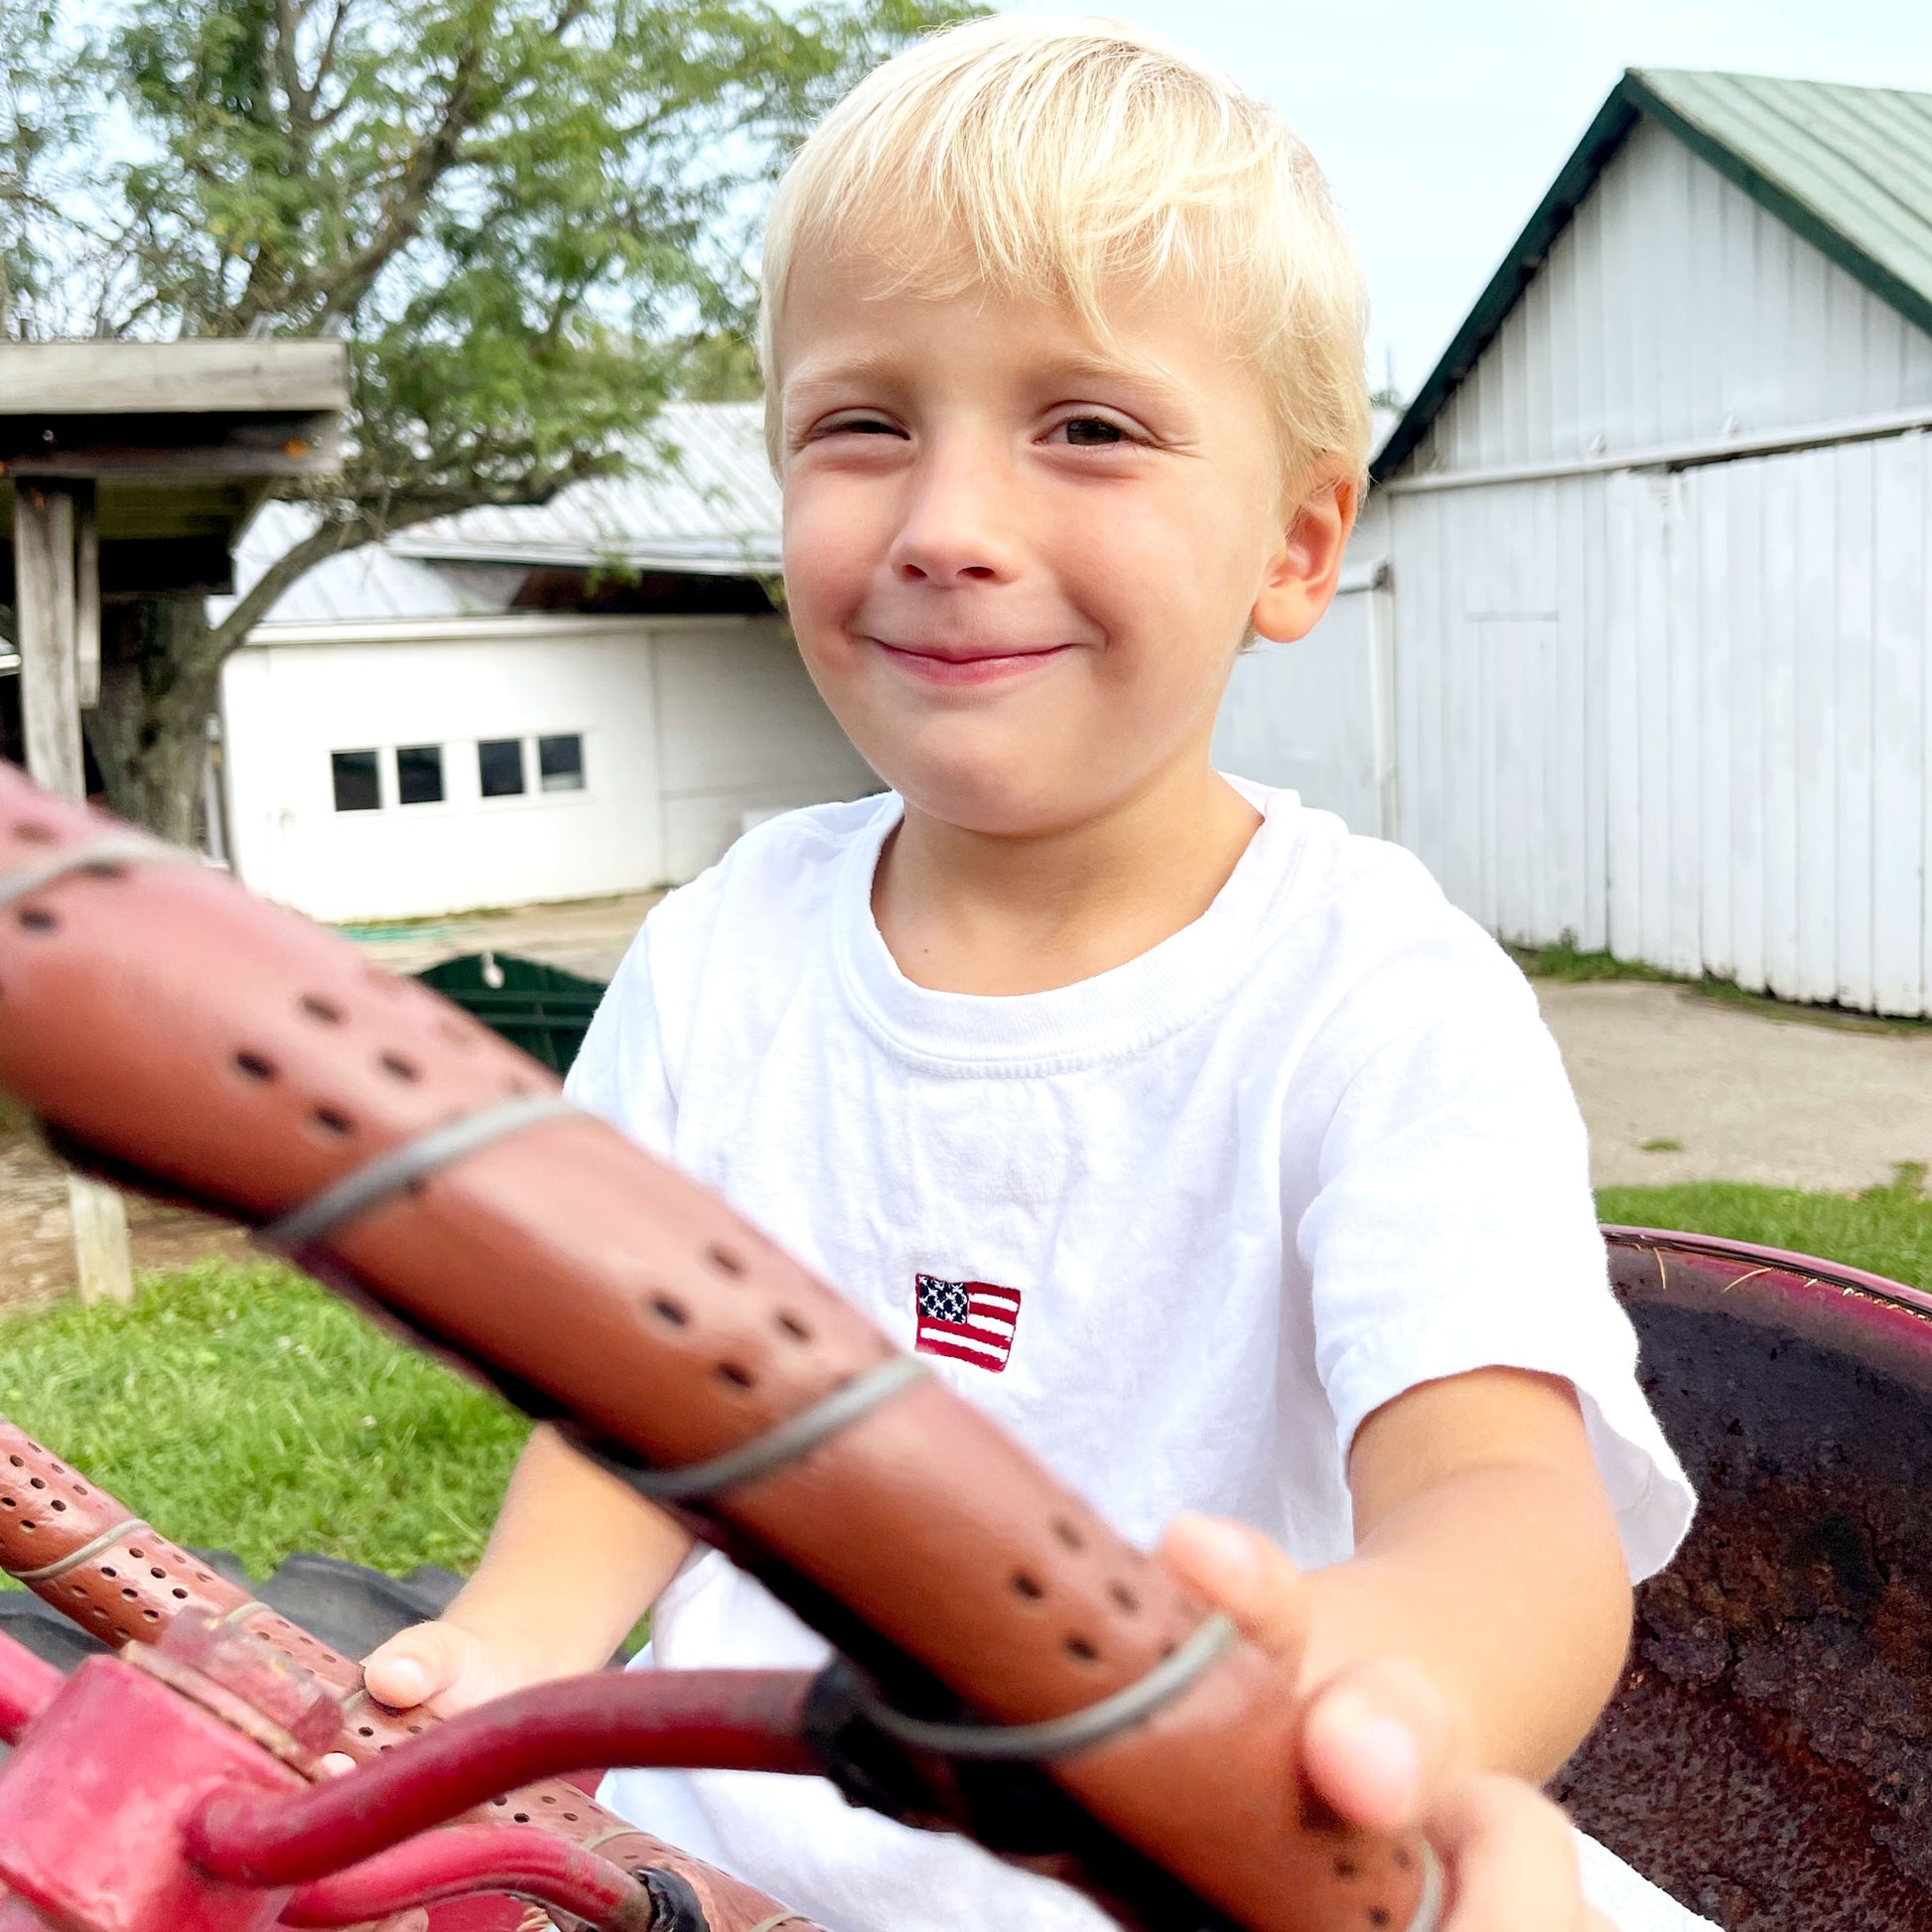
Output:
(1212, 582), (1394, 836)
(1411, 119), (1932, 479)
(220, 615), (875, 923)
(1385, 430), (1932, 1013)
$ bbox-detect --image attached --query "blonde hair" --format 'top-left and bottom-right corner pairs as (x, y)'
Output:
(758, 13), (1371, 493)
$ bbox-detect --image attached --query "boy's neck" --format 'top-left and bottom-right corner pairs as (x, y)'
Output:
(872, 759), (1264, 997)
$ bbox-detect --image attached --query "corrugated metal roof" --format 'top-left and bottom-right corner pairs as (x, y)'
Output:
(226, 400), (778, 629)
(389, 399), (779, 575)
(1635, 69), (1932, 339)
(1374, 69), (1932, 483)
(214, 501), (507, 626)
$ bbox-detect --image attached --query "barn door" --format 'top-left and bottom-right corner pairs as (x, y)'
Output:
(1211, 582), (1395, 837)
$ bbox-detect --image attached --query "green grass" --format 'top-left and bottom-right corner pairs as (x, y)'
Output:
(1514, 939), (1932, 1035)
(1597, 1165), (1932, 1294)
(1512, 940), (1678, 985)
(0, 1261), (527, 1582)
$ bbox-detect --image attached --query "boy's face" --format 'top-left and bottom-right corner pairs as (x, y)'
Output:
(774, 251), (1354, 838)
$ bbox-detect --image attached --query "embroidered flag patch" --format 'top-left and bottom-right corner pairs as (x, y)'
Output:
(914, 1274), (1023, 1373)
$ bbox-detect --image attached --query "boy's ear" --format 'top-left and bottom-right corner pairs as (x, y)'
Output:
(1251, 476), (1359, 645)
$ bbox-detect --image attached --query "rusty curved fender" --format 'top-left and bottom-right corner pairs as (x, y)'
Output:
(0, 1418), (809, 1932)
(0, 765), (1432, 1932)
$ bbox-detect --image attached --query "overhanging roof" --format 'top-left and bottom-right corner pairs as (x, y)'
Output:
(0, 341), (348, 597)
(1372, 69), (1932, 484)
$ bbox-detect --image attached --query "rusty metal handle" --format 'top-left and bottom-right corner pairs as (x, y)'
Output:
(0, 1414), (819, 1932)
(0, 764), (1434, 1932)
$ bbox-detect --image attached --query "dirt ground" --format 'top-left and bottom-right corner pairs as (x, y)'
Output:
(4, 894), (1929, 1308)
(340, 891), (657, 982)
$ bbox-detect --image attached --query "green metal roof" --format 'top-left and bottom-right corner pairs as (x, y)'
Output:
(1371, 69), (1932, 484)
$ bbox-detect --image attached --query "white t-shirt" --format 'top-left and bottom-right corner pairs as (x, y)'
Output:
(567, 781), (1701, 1932)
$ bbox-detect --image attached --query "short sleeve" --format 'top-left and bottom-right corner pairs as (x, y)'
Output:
(1299, 958), (1694, 1585)
(564, 916), (677, 1159)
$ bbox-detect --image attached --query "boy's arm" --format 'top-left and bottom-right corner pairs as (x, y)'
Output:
(359, 1424), (693, 1715)
(1314, 1363), (1632, 1782)
(1163, 1363), (1628, 1800)
(1163, 1510), (1614, 1932)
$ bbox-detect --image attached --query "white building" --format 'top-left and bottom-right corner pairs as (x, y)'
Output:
(217, 402), (876, 923)
(1228, 69), (1932, 1015)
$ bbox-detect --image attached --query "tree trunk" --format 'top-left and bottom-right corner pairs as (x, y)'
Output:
(83, 599), (226, 845)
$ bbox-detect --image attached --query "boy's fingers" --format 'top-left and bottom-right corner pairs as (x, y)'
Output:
(1433, 1772), (1602, 1932)
(1301, 1656), (1462, 1835)
(1157, 1512), (1310, 1663)
(360, 1620), (472, 1711)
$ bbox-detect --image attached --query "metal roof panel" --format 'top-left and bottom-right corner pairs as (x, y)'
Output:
(228, 401), (781, 629)
(1374, 69), (1932, 483)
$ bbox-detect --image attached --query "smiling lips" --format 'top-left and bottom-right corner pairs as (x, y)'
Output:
(871, 636), (1076, 686)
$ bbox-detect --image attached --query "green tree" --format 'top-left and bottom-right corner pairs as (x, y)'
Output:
(0, 0), (970, 839)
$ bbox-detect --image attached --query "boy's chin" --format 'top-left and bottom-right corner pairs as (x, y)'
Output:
(890, 759), (1116, 842)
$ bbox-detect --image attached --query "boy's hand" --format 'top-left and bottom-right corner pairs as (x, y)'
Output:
(1161, 1514), (1612, 1931)
(360, 1616), (517, 1717)
(315, 1616), (548, 1778)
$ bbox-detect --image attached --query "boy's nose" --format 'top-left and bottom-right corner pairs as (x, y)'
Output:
(886, 443), (1023, 586)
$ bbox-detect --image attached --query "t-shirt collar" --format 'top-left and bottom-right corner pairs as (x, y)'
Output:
(832, 779), (1307, 1071)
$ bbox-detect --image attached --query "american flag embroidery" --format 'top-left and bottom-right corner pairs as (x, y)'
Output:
(914, 1274), (1023, 1373)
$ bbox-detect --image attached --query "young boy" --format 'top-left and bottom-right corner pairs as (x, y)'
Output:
(361, 17), (1708, 1929)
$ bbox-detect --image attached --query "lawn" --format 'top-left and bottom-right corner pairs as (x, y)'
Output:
(0, 1261), (526, 1581)
(2, 1178), (1929, 1589)
(1598, 1170), (1932, 1293)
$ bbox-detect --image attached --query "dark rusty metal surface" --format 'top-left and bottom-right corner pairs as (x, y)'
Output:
(1556, 1228), (1932, 1930)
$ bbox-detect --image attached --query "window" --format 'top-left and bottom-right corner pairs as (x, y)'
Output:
(479, 738), (525, 798)
(331, 749), (380, 813)
(396, 745), (445, 806)
(537, 734), (585, 793)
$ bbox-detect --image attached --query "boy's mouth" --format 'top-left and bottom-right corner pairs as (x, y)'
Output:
(870, 636), (1075, 687)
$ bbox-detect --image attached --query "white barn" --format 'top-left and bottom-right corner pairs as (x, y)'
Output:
(1226, 69), (1932, 1014)
(216, 402), (876, 923)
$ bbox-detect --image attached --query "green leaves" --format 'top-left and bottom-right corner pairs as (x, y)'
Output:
(11, 0), (982, 833)
(9, 0), (978, 519)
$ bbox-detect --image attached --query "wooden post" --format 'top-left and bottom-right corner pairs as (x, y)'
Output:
(14, 480), (135, 1307)
(73, 483), (100, 711)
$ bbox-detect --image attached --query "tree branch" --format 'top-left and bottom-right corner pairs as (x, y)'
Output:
(274, 0), (316, 139)
(305, 36), (493, 322)
(202, 515), (373, 662)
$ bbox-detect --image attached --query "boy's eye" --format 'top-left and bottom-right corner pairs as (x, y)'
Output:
(823, 415), (901, 438)
(1054, 416), (1131, 447)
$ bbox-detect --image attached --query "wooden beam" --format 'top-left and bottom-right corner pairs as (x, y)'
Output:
(0, 409), (342, 480)
(0, 341), (346, 417)
(13, 478), (135, 1307)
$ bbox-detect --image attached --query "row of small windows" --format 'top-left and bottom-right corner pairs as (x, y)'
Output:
(331, 735), (586, 813)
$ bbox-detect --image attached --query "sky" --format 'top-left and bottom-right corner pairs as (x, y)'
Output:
(1008, 0), (1932, 401)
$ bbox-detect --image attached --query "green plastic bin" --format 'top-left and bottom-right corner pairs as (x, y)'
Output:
(414, 952), (607, 1075)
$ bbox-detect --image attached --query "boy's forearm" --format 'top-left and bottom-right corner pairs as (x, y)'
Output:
(446, 1424), (695, 1670)
(1319, 1368), (1632, 1783)
(1310, 1459), (1631, 1780)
